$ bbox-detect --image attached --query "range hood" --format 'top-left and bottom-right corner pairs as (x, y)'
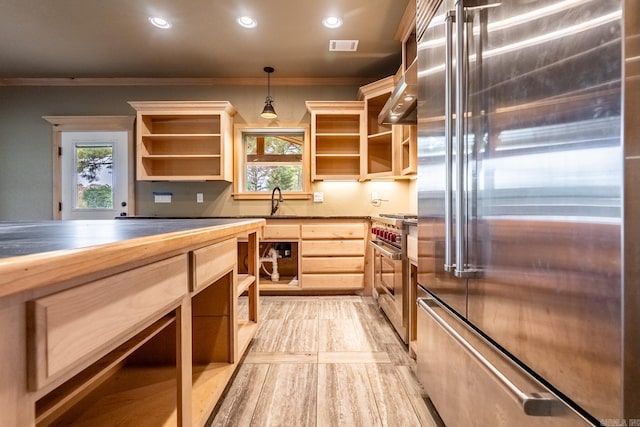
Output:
(378, 59), (417, 125)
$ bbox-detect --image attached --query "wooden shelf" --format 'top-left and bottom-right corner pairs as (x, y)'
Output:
(400, 125), (417, 175)
(306, 101), (365, 181)
(237, 274), (256, 295)
(191, 363), (237, 427)
(36, 316), (177, 426)
(129, 101), (236, 181)
(358, 76), (397, 178)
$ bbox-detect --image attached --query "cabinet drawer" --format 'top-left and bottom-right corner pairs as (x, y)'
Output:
(301, 239), (364, 256)
(263, 224), (300, 240)
(192, 238), (237, 291)
(301, 223), (365, 239)
(301, 256), (364, 273)
(301, 273), (364, 290)
(28, 255), (187, 390)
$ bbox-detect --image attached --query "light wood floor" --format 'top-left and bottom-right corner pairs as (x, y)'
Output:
(207, 296), (440, 427)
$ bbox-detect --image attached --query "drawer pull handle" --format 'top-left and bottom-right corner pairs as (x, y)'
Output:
(417, 297), (560, 416)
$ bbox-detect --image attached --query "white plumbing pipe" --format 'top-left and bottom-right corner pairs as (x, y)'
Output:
(259, 247), (280, 282)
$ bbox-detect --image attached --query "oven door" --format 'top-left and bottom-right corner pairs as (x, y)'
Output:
(370, 240), (406, 342)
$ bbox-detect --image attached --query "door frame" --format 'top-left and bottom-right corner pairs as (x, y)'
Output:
(43, 116), (135, 220)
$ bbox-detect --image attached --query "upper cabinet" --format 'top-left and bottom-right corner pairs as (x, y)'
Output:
(129, 101), (236, 181)
(306, 101), (366, 181)
(358, 77), (402, 179)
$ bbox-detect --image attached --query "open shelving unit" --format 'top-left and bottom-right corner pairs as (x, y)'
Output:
(400, 124), (417, 175)
(32, 230), (262, 427)
(358, 77), (399, 179)
(306, 101), (366, 181)
(129, 101), (236, 181)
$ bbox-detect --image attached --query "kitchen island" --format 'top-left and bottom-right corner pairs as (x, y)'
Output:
(0, 218), (264, 426)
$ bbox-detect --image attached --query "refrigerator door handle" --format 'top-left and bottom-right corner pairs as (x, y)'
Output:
(454, 0), (467, 278)
(454, 3), (480, 279)
(417, 297), (561, 416)
(444, 9), (455, 272)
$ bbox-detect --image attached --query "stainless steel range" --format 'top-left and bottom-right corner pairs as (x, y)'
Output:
(370, 213), (416, 344)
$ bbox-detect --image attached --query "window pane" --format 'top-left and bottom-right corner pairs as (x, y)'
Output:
(246, 165), (302, 192)
(74, 144), (114, 209)
(243, 131), (304, 193)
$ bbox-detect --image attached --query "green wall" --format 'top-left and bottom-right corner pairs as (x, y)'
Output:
(0, 84), (416, 220)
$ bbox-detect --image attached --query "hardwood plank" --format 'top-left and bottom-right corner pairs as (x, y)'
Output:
(262, 301), (293, 320)
(209, 364), (269, 427)
(319, 319), (382, 352)
(317, 364), (382, 427)
(274, 320), (319, 353)
(319, 300), (357, 319)
(244, 352), (317, 364)
(284, 301), (321, 320)
(250, 364), (317, 427)
(383, 342), (417, 368)
(366, 364), (422, 427)
(352, 301), (399, 345)
(395, 365), (441, 427)
(249, 320), (283, 352)
(318, 351), (391, 364)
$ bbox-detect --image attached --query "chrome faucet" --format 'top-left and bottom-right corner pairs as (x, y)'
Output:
(270, 186), (283, 216)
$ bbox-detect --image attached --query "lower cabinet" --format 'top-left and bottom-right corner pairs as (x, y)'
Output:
(28, 232), (260, 427)
(260, 219), (369, 292)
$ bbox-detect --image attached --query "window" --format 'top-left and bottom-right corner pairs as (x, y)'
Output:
(74, 143), (114, 209)
(234, 125), (311, 199)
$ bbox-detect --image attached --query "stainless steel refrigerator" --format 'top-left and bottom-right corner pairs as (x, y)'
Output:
(415, 0), (639, 425)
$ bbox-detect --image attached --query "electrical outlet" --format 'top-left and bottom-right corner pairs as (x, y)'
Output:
(371, 192), (379, 201)
(313, 192), (324, 203)
(196, 193), (204, 203)
(153, 192), (172, 203)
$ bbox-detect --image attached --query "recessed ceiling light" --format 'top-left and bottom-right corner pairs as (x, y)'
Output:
(148, 16), (172, 29)
(322, 16), (343, 29)
(237, 16), (257, 29)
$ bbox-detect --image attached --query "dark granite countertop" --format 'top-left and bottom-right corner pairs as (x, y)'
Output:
(118, 215), (372, 220)
(0, 218), (257, 259)
(0, 218), (265, 299)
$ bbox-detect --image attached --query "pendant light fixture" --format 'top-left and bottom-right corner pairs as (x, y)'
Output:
(260, 66), (277, 119)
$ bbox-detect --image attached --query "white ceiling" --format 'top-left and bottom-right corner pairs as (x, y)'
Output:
(0, 0), (410, 81)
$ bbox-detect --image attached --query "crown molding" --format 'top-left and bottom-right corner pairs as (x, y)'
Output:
(0, 76), (376, 87)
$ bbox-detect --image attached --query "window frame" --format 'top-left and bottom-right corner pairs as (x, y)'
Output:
(233, 124), (312, 199)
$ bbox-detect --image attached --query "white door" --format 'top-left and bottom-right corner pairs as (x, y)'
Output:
(61, 131), (129, 220)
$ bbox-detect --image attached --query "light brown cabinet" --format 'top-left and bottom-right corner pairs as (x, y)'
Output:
(358, 77), (399, 178)
(129, 101), (236, 181)
(305, 101), (366, 181)
(15, 223), (262, 427)
(300, 222), (367, 291)
(260, 219), (370, 292)
(399, 124), (417, 175)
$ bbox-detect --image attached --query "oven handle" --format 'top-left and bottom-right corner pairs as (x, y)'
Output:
(369, 241), (402, 260)
(417, 297), (560, 416)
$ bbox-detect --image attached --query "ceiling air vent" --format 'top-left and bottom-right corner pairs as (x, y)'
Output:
(329, 40), (359, 52)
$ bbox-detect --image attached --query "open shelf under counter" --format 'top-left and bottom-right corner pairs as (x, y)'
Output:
(237, 274), (256, 295)
(35, 315), (178, 427)
(191, 363), (237, 427)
